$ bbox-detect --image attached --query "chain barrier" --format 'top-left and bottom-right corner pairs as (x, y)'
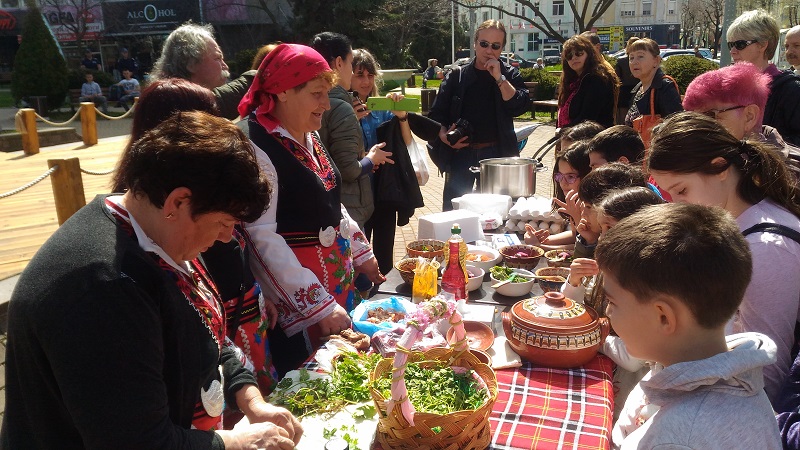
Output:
(79, 166), (115, 176)
(0, 165), (59, 199)
(34, 110), (81, 127)
(94, 105), (135, 121)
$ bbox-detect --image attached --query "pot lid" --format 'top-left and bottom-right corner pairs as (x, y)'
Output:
(510, 292), (597, 332)
(478, 157), (537, 166)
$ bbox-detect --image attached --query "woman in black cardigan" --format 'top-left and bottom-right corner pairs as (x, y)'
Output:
(624, 38), (683, 126)
(557, 34), (620, 128)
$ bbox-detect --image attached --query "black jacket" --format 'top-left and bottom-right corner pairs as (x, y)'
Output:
(614, 56), (638, 108)
(428, 58), (529, 157)
(765, 70), (800, 146)
(374, 113), (440, 225)
(630, 69), (683, 119)
(563, 73), (616, 128)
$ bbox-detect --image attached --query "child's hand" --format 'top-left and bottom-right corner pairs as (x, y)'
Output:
(524, 223), (550, 244)
(576, 216), (600, 245)
(568, 258), (599, 287)
(553, 190), (583, 225)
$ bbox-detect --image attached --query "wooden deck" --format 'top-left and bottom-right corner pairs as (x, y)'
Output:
(0, 137), (127, 280)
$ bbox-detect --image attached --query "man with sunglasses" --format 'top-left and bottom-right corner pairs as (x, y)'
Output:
(428, 19), (529, 210)
(727, 10), (800, 146)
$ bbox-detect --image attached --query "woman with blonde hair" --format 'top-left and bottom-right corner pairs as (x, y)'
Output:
(557, 34), (619, 128)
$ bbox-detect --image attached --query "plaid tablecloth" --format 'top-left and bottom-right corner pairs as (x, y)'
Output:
(488, 354), (614, 450)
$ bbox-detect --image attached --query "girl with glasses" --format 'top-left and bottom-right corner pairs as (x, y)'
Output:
(727, 9), (800, 145)
(648, 111), (800, 407)
(623, 38), (683, 128)
(557, 34), (620, 128)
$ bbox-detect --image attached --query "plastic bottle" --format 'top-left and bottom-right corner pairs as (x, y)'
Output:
(441, 224), (468, 300)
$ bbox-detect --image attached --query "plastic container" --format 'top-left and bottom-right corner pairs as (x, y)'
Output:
(441, 225), (468, 300)
(417, 210), (484, 243)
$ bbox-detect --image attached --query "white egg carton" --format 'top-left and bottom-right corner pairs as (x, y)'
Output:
(505, 195), (568, 233)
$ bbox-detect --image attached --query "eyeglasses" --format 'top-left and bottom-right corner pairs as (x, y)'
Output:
(478, 40), (502, 51)
(728, 40), (758, 51)
(554, 172), (580, 184)
(701, 105), (746, 118)
(565, 50), (585, 60)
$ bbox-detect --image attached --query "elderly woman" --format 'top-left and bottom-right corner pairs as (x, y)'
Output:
(727, 9), (800, 145)
(623, 38), (682, 128)
(557, 34), (619, 128)
(238, 44), (385, 373)
(111, 78), (281, 397)
(2, 111), (302, 449)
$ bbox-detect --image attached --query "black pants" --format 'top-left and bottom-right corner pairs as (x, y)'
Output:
(364, 204), (398, 275)
(442, 145), (501, 211)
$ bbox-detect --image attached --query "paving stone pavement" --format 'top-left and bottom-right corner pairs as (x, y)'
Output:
(0, 117), (558, 420)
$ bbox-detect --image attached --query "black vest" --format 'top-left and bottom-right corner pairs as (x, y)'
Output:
(249, 118), (342, 236)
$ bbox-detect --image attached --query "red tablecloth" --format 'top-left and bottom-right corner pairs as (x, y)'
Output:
(488, 354), (614, 450)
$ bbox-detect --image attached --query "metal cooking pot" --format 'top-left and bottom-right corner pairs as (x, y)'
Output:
(470, 157), (539, 198)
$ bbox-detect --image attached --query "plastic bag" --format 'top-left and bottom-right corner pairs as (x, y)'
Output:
(412, 257), (439, 303)
(407, 139), (430, 186)
(349, 297), (417, 337)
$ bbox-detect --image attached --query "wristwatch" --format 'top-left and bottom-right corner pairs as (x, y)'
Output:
(496, 75), (506, 85)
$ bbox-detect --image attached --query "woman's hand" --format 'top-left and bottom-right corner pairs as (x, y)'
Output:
(553, 190), (582, 226)
(318, 305), (352, 336)
(367, 142), (394, 166)
(355, 256), (386, 285)
(567, 258), (599, 287)
(524, 223), (550, 245)
(263, 298), (278, 329)
(216, 422), (295, 450)
(352, 96), (369, 120)
(242, 398), (303, 444)
(387, 93), (408, 120)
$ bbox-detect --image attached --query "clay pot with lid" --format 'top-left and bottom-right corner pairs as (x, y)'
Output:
(502, 291), (610, 368)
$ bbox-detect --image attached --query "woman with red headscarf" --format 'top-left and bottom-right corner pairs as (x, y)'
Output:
(239, 44), (385, 373)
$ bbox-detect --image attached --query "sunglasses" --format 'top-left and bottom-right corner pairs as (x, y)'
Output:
(701, 105), (745, 118)
(727, 40), (758, 50)
(479, 40), (502, 51)
(554, 172), (580, 184)
(565, 50), (585, 60)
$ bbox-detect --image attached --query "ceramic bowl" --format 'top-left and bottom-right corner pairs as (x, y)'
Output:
(544, 249), (573, 268)
(469, 348), (493, 366)
(406, 239), (445, 260)
(465, 245), (502, 273)
(466, 264), (485, 292)
(446, 320), (495, 351)
(499, 244), (544, 270)
(535, 267), (570, 293)
(489, 268), (535, 297)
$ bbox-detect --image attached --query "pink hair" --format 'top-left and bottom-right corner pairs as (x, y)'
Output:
(682, 63), (770, 127)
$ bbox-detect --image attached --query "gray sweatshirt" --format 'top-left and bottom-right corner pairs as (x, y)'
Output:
(613, 332), (781, 450)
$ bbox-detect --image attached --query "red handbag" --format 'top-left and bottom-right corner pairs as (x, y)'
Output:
(632, 75), (679, 149)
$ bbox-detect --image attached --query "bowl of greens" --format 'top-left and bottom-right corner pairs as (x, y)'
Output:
(489, 266), (535, 297)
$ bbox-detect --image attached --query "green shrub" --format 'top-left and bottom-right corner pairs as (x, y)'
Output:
(519, 67), (559, 100)
(11, 6), (68, 111)
(604, 55), (617, 68)
(662, 55), (719, 94)
(67, 69), (115, 89)
(230, 48), (258, 78)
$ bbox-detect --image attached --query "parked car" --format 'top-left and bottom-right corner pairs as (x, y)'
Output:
(660, 49), (720, 65)
(442, 57), (471, 73)
(500, 55), (520, 68)
(542, 48), (561, 65)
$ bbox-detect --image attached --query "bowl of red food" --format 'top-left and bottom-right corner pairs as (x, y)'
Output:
(545, 249), (574, 268)
(499, 244), (544, 270)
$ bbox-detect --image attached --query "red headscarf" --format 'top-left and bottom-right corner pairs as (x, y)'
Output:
(238, 43), (331, 131)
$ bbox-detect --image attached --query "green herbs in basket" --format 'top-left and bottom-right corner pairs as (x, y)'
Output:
(269, 351), (381, 417)
(490, 266), (531, 283)
(373, 359), (488, 414)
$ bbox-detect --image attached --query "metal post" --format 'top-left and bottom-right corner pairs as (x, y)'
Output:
(451, 1), (456, 65)
(48, 158), (86, 225)
(80, 102), (97, 146)
(720, 0), (738, 66)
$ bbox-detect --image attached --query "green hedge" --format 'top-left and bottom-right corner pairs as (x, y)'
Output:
(519, 67), (559, 100)
(662, 55), (719, 94)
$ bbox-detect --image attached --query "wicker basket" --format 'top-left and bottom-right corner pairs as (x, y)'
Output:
(544, 249), (573, 268)
(407, 239), (446, 260)
(500, 244), (544, 270)
(369, 346), (498, 450)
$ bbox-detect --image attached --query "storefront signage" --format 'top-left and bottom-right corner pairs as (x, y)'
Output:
(0, 10), (16, 31)
(624, 25), (654, 33)
(42, 3), (104, 42)
(102, 1), (199, 35)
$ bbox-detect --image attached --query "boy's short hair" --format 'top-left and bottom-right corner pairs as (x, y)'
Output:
(578, 162), (648, 206)
(589, 125), (645, 164)
(595, 203), (752, 328)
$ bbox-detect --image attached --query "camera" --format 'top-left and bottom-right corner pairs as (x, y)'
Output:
(446, 118), (473, 146)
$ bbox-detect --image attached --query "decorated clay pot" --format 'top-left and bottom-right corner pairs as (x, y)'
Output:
(502, 291), (610, 368)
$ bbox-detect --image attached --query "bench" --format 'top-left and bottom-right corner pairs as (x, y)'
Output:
(68, 87), (114, 113)
(530, 83), (560, 121)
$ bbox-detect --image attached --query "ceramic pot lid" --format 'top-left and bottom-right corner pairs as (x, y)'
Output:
(511, 291), (596, 332)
